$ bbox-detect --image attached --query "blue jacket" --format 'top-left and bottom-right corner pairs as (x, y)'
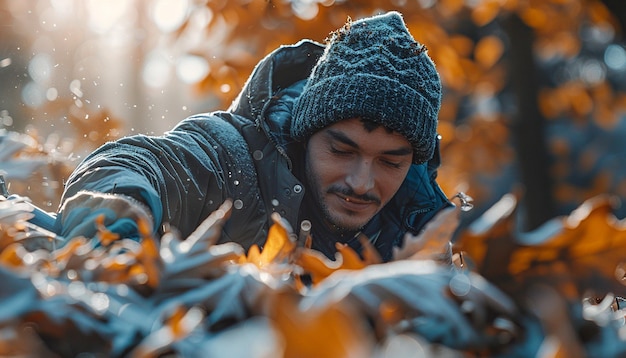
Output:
(60, 40), (452, 262)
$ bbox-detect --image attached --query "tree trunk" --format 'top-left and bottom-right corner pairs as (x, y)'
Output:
(600, 0), (626, 37)
(503, 14), (556, 231)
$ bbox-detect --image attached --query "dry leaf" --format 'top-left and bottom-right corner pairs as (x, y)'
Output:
(393, 197), (462, 262)
(510, 195), (626, 299)
(269, 292), (374, 358)
(294, 240), (377, 286)
(457, 193), (626, 302)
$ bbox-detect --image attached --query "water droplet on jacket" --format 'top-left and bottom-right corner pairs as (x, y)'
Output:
(253, 150), (263, 160)
(234, 199), (243, 209)
(271, 199), (279, 207)
(233, 180), (239, 186)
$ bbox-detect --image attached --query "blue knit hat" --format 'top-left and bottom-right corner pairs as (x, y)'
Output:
(291, 11), (442, 164)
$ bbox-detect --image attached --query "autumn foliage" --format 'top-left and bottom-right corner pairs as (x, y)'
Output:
(2, 0), (626, 357)
(2, 183), (626, 357)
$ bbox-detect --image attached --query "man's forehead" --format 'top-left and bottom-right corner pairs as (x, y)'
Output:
(320, 119), (413, 155)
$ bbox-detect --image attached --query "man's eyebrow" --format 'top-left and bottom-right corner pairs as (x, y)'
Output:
(382, 146), (413, 156)
(326, 129), (359, 148)
(325, 129), (413, 156)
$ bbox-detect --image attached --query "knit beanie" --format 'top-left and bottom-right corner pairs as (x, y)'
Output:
(291, 11), (442, 164)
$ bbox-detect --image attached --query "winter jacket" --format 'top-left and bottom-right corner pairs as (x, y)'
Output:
(60, 40), (452, 262)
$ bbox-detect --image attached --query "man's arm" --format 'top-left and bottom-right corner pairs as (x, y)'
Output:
(56, 190), (154, 241)
(56, 115), (243, 241)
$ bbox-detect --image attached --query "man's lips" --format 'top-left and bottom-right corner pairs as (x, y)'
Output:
(334, 192), (375, 211)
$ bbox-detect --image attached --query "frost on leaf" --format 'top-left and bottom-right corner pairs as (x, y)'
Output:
(457, 193), (626, 302)
(268, 291), (375, 358)
(240, 212), (297, 268)
(393, 193), (468, 263)
(294, 234), (381, 286)
(5, 185), (626, 357)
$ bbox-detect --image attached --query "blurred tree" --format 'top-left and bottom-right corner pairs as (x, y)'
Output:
(169, 0), (624, 229)
(504, 13), (556, 230)
(1, 0), (625, 228)
(0, 4), (28, 131)
(601, 0), (626, 31)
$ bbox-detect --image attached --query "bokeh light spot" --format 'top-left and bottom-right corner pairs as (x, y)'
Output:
(176, 55), (209, 84)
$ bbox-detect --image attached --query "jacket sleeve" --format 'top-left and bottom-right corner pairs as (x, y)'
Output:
(59, 114), (262, 239)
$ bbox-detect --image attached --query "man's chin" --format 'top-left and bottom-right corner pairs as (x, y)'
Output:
(327, 214), (370, 232)
(325, 197), (377, 230)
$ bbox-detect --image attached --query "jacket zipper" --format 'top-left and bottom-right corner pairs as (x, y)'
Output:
(256, 114), (293, 171)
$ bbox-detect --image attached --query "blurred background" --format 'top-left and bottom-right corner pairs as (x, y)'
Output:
(1, 0), (625, 232)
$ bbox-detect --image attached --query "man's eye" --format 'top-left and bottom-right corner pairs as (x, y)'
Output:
(330, 147), (351, 155)
(381, 159), (402, 169)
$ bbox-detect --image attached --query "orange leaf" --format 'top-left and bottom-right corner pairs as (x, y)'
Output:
(135, 236), (161, 288)
(0, 243), (26, 268)
(51, 237), (90, 266)
(241, 244), (261, 265)
(94, 214), (120, 247)
(458, 192), (626, 301)
(131, 305), (204, 357)
(335, 243), (366, 270)
(259, 213), (296, 264)
(474, 35), (504, 69)
(509, 195), (626, 298)
(165, 306), (203, 340)
(243, 213), (296, 268)
(471, 0), (501, 26)
(295, 249), (342, 285)
(295, 242), (374, 285)
(269, 293), (374, 358)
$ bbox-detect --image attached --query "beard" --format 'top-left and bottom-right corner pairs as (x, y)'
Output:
(304, 154), (379, 233)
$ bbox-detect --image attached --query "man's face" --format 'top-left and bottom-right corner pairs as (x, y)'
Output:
(305, 118), (413, 231)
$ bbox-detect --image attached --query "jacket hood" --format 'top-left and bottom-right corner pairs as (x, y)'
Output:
(228, 40), (324, 127)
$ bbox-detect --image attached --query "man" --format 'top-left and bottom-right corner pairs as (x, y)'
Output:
(55, 11), (451, 262)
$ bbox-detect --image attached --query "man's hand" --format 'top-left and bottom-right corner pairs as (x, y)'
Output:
(56, 191), (154, 242)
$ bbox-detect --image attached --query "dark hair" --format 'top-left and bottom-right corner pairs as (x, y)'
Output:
(360, 118), (394, 134)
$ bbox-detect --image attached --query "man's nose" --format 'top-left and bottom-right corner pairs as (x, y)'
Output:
(346, 160), (375, 195)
